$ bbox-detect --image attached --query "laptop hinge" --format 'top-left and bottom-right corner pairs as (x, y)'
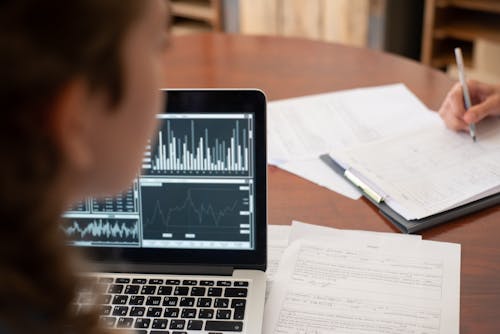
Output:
(92, 262), (235, 276)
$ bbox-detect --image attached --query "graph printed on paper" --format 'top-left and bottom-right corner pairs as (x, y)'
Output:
(142, 114), (254, 177)
(140, 178), (254, 250)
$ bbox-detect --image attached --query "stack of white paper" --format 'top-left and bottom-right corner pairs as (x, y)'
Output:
(265, 222), (461, 334)
(331, 114), (500, 220)
(268, 84), (437, 199)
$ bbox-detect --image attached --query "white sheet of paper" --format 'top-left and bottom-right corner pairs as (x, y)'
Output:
(267, 84), (436, 199)
(264, 238), (460, 334)
(266, 224), (291, 300)
(333, 115), (500, 219)
(268, 83), (435, 164)
(289, 220), (421, 243)
(278, 159), (361, 200)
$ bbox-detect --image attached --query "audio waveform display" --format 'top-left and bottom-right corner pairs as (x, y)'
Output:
(62, 218), (140, 245)
(142, 116), (252, 176)
(141, 181), (252, 242)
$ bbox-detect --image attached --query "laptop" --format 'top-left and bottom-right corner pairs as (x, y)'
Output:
(62, 89), (267, 334)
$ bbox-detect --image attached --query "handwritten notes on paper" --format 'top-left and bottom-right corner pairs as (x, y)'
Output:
(332, 115), (500, 219)
(264, 222), (461, 334)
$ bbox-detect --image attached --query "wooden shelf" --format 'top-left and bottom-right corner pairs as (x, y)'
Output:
(421, 0), (500, 70)
(171, 0), (215, 24)
(431, 48), (473, 68)
(172, 21), (213, 36)
(437, 0), (500, 14)
(170, 0), (223, 34)
(434, 18), (500, 43)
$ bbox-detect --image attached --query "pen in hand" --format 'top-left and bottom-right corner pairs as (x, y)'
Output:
(454, 47), (476, 142)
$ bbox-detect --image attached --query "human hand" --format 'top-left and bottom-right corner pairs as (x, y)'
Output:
(438, 80), (500, 131)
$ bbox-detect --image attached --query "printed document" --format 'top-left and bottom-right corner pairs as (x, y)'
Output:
(289, 220), (422, 243)
(266, 224), (291, 300)
(268, 84), (436, 198)
(264, 238), (461, 334)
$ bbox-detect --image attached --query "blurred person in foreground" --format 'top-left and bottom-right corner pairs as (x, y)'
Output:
(0, 0), (169, 333)
(439, 80), (500, 131)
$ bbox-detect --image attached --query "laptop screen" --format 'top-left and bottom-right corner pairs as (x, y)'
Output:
(63, 111), (256, 251)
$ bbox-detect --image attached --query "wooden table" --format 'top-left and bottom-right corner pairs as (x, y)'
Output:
(164, 33), (500, 333)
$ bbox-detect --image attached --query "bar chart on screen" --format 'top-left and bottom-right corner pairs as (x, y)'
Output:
(142, 114), (253, 177)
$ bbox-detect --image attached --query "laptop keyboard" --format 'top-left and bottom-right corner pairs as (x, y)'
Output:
(76, 275), (250, 333)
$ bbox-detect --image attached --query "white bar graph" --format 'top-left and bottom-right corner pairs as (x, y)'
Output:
(147, 119), (250, 173)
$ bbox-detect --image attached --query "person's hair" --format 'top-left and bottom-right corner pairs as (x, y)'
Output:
(0, 1), (148, 333)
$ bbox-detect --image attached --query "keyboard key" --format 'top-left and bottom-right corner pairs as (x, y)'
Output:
(164, 307), (180, 318)
(132, 278), (147, 284)
(134, 318), (151, 329)
(136, 331), (148, 334)
(205, 320), (243, 332)
(78, 293), (94, 304)
(108, 284), (124, 294)
(234, 281), (249, 287)
(174, 287), (189, 296)
(112, 306), (129, 316)
(151, 331), (170, 334)
(117, 317), (134, 328)
(149, 278), (164, 284)
(130, 306), (146, 317)
(163, 296), (178, 306)
(99, 277), (114, 284)
(190, 287), (206, 296)
(233, 306), (246, 320)
(112, 295), (128, 305)
(146, 296), (162, 306)
(187, 320), (203, 330)
(152, 318), (168, 329)
(179, 297), (195, 307)
(100, 316), (116, 327)
(216, 281), (232, 287)
(146, 307), (163, 318)
(170, 319), (186, 330)
(198, 309), (214, 319)
(129, 295), (145, 305)
(224, 288), (247, 298)
(151, 319), (168, 333)
(166, 279), (180, 285)
(182, 280), (197, 286)
(158, 286), (173, 295)
(231, 299), (246, 308)
(181, 308), (196, 318)
(200, 280), (215, 286)
(99, 305), (112, 316)
(115, 278), (130, 284)
(197, 297), (212, 307)
(141, 285), (157, 295)
(96, 284), (109, 294)
(214, 298), (229, 308)
(207, 287), (222, 297)
(97, 294), (112, 304)
(216, 309), (232, 320)
(172, 332), (187, 334)
(124, 284), (140, 294)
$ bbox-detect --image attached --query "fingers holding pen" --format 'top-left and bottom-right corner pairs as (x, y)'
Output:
(464, 93), (500, 124)
(438, 82), (468, 131)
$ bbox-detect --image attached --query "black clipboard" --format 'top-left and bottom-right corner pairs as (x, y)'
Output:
(319, 154), (500, 233)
